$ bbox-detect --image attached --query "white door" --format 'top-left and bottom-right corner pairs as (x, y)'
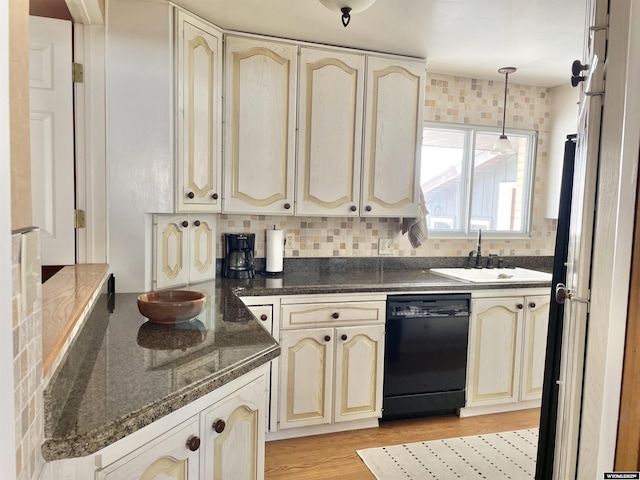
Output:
(553, 0), (608, 476)
(29, 16), (75, 265)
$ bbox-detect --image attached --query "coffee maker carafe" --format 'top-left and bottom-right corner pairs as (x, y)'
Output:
(223, 233), (255, 279)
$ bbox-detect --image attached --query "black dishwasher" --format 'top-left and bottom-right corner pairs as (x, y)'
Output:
(383, 293), (470, 420)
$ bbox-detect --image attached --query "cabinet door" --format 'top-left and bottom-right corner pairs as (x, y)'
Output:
(467, 297), (524, 407)
(176, 12), (222, 212)
(202, 375), (266, 480)
(223, 36), (297, 215)
(361, 56), (424, 217)
(279, 328), (334, 429)
(334, 325), (385, 422)
(296, 48), (364, 216)
(97, 417), (200, 480)
(187, 215), (216, 284)
(154, 214), (189, 289)
(520, 295), (550, 401)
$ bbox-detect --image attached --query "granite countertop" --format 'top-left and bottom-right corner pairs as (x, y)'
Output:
(42, 285), (279, 461)
(42, 259), (552, 462)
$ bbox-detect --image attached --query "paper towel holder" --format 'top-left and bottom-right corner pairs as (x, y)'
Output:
(264, 226), (285, 277)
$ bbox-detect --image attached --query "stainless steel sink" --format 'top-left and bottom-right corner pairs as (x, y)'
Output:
(430, 267), (552, 283)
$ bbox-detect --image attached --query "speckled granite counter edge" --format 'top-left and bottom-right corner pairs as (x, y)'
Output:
(42, 344), (279, 461)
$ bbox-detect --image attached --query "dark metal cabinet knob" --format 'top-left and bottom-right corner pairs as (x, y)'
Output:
(350, 205), (357, 212)
(186, 436), (200, 451)
(332, 312), (340, 319)
(260, 314), (268, 321)
(187, 191), (195, 199)
(571, 75), (585, 87)
(324, 335), (331, 342)
(193, 220), (201, 227)
(181, 221), (189, 228)
(365, 206), (372, 212)
(212, 193), (219, 200)
(341, 334), (347, 341)
(212, 419), (226, 433)
(516, 303), (524, 310)
(572, 59), (588, 76)
(284, 203), (291, 210)
(529, 301), (536, 308)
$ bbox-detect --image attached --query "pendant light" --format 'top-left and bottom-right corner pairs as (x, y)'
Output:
(319, 0), (376, 27)
(493, 67), (517, 154)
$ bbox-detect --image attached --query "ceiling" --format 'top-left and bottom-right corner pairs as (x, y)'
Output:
(173, 0), (586, 88)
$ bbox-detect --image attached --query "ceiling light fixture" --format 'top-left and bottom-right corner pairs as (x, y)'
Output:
(319, 0), (376, 27)
(493, 66), (517, 154)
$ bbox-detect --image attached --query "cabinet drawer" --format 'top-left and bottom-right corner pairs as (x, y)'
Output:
(281, 301), (385, 329)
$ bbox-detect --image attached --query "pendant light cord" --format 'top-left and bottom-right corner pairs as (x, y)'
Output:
(501, 72), (509, 137)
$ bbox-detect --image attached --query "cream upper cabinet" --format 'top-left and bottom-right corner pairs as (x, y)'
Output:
(361, 56), (425, 217)
(223, 36), (297, 215)
(295, 48), (365, 216)
(153, 214), (216, 289)
(176, 11), (222, 212)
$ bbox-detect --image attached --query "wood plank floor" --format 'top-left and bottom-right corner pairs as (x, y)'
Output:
(265, 409), (540, 479)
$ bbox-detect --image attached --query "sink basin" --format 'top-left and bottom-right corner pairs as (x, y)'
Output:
(430, 267), (552, 284)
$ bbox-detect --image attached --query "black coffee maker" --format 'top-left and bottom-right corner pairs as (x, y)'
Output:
(223, 233), (256, 279)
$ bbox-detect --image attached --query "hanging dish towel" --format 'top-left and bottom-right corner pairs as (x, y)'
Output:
(402, 190), (429, 248)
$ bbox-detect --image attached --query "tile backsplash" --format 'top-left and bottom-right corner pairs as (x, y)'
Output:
(12, 230), (44, 480)
(217, 72), (557, 260)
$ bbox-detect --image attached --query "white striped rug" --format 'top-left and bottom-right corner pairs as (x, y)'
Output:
(357, 428), (538, 479)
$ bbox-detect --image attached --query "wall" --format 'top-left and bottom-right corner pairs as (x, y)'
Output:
(544, 84), (579, 218)
(11, 232), (44, 480)
(1, 0), (18, 477)
(9, 0), (32, 230)
(216, 73), (558, 261)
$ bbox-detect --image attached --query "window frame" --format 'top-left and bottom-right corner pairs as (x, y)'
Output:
(421, 121), (538, 238)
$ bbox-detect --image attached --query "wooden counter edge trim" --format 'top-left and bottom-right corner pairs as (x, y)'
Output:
(42, 264), (110, 377)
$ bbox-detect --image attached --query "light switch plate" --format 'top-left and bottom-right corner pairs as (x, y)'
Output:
(378, 238), (393, 255)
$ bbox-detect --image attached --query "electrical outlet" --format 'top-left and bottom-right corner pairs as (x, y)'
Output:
(378, 238), (393, 255)
(285, 233), (294, 249)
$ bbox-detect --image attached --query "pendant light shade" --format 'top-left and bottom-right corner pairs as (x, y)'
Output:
(492, 67), (517, 154)
(319, 0), (376, 27)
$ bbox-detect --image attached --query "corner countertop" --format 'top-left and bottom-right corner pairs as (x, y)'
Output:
(42, 263), (551, 462)
(42, 285), (280, 461)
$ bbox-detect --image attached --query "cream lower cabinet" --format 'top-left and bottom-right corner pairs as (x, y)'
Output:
(464, 293), (549, 413)
(94, 367), (267, 480)
(96, 417), (200, 480)
(240, 297), (281, 433)
(278, 299), (385, 430)
(153, 214), (216, 289)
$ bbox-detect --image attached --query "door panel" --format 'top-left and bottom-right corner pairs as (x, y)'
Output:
(29, 16), (75, 265)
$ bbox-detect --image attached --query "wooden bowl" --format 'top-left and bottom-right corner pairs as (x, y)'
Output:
(137, 290), (205, 324)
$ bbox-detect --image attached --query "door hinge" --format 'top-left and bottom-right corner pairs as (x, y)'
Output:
(72, 63), (84, 83)
(75, 210), (86, 229)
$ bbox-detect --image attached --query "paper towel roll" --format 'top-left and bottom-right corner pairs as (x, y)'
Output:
(266, 229), (284, 273)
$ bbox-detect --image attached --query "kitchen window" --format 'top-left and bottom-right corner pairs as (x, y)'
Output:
(420, 123), (537, 235)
